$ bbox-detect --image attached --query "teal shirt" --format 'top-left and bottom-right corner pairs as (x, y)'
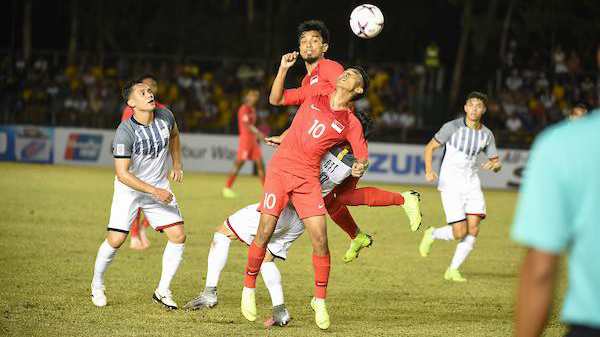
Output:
(512, 111), (600, 328)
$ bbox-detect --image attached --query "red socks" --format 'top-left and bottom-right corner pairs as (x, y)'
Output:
(244, 242), (266, 288)
(226, 174), (236, 188)
(326, 200), (359, 239)
(337, 187), (404, 207)
(260, 177), (265, 186)
(130, 210), (141, 237)
(313, 254), (331, 299)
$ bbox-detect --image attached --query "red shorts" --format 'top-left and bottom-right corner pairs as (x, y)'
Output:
(237, 139), (262, 161)
(260, 168), (325, 219)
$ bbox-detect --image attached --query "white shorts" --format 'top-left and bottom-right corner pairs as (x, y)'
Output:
(440, 188), (486, 224)
(226, 203), (304, 260)
(107, 178), (183, 233)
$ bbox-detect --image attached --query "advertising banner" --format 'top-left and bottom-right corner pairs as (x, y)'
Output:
(0, 125), (53, 163)
(53, 127), (115, 166)
(47, 126), (528, 190)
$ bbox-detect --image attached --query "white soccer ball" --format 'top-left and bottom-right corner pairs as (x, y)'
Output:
(349, 4), (384, 39)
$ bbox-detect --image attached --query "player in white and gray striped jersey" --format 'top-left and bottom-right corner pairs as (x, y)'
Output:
(91, 80), (186, 309)
(419, 91), (502, 282)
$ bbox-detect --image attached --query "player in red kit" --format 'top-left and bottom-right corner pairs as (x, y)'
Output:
(120, 74), (166, 250)
(241, 64), (370, 330)
(269, 21), (422, 263)
(223, 89), (266, 198)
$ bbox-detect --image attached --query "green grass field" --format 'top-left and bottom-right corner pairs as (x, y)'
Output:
(0, 162), (567, 336)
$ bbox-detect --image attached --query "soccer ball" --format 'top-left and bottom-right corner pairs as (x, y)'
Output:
(349, 4), (384, 39)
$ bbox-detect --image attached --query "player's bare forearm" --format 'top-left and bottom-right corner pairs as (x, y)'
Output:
(169, 124), (183, 170)
(424, 139), (440, 174)
(247, 124), (266, 140)
(515, 249), (558, 337)
(423, 138), (441, 182)
(269, 67), (289, 106)
(114, 159), (157, 195)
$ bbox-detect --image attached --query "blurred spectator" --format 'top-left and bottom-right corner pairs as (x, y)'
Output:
(506, 69), (523, 92)
(553, 45), (568, 75)
(506, 114), (523, 132)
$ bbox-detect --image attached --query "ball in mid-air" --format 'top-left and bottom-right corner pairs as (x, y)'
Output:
(349, 4), (384, 39)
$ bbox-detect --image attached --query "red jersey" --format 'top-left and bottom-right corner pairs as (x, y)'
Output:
(121, 102), (166, 122)
(271, 89), (368, 179)
(283, 59), (344, 106)
(237, 104), (257, 141)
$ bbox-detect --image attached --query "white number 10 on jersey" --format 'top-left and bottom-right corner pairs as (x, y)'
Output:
(308, 120), (325, 138)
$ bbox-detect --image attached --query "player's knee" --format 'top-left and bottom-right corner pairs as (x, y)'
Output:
(468, 225), (480, 236)
(107, 235), (125, 248)
(168, 232), (186, 244)
(452, 225), (468, 240)
(311, 234), (329, 253)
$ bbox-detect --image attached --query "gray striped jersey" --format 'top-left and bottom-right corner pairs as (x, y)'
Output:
(112, 108), (176, 186)
(434, 117), (498, 191)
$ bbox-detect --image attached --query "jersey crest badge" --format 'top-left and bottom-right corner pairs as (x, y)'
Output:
(310, 75), (319, 86)
(116, 144), (125, 156)
(160, 127), (170, 138)
(331, 120), (345, 133)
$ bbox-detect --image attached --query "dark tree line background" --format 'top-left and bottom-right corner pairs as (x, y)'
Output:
(6, 0), (600, 113)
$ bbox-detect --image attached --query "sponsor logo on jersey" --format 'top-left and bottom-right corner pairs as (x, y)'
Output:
(310, 104), (321, 111)
(331, 120), (345, 133)
(310, 75), (318, 86)
(64, 133), (103, 161)
(318, 203), (325, 209)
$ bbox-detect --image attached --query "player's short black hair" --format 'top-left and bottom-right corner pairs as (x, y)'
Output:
(466, 91), (488, 107)
(122, 80), (143, 101)
(297, 20), (330, 44)
(138, 73), (158, 82)
(354, 109), (374, 140)
(348, 66), (369, 102)
(573, 102), (588, 112)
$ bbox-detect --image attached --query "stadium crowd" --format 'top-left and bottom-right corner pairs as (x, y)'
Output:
(1, 47), (597, 146)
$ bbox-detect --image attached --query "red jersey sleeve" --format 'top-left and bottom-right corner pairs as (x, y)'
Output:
(321, 61), (344, 91)
(345, 116), (368, 161)
(282, 85), (309, 106)
(121, 106), (134, 122)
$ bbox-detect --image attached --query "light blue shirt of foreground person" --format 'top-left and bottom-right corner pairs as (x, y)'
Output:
(512, 111), (600, 328)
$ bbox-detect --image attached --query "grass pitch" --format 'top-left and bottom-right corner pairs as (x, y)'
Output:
(0, 163), (567, 336)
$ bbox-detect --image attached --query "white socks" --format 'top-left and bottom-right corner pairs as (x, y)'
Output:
(432, 225), (455, 241)
(450, 235), (476, 270)
(157, 241), (185, 292)
(92, 240), (118, 287)
(205, 233), (231, 288)
(261, 262), (284, 306)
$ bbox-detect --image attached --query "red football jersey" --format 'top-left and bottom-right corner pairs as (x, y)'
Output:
(237, 104), (257, 141)
(271, 90), (368, 178)
(283, 59), (344, 106)
(121, 102), (166, 122)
